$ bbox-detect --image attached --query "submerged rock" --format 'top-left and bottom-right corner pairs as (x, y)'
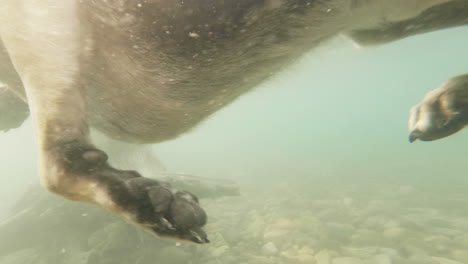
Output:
(407, 254), (439, 264)
(0, 249), (44, 264)
(378, 247), (399, 259)
(373, 254), (392, 264)
(451, 250), (468, 263)
(332, 256), (364, 264)
(382, 227), (405, 239)
(210, 245), (229, 257)
(432, 257), (464, 264)
(261, 242), (278, 256)
(350, 229), (382, 246)
(158, 246), (191, 264)
(2, 182), (468, 264)
(280, 245), (315, 264)
(341, 246), (378, 259)
(315, 249), (332, 264)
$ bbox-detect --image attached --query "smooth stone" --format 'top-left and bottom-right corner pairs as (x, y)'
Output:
(294, 236), (320, 248)
(403, 244), (428, 256)
(452, 250), (468, 263)
(321, 222), (355, 247)
(432, 257), (464, 264)
(0, 249), (45, 264)
(315, 249), (332, 264)
(425, 235), (451, 254)
(281, 246), (316, 264)
(246, 211), (266, 238)
(261, 242), (278, 256)
(383, 220), (401, 229)
(296, 246), (316, 264)
(248, 255), (275, 264)
(223, 255), (238, 264)
(222, 228), (243, 245)
(211, 245), (229, 257)
(271, 218), (297, 229)
(407, 254), (438, 264)
(402, 237), (433, 256)
(373, 254), (392, 264)
(350, 229), (382, 246)
(458, 234), (468, 248)
(158, 246), (191, 264)
(431, 228), (463, 237)
(362, 216), (387, 229)
(263, 218), (297, 241)
(397, 185), (415, 194)
(378, 247), (399, 258)
(343, 197), (354, 206)
(382, 227), (404, 239)
(332, 256), (364, 264)
(424, 218), (453, 229)
(263, 228), (289, 240)
(67, 252), (95, 264)
(341, 247), (378, 259)
(325, 223), (354, 238)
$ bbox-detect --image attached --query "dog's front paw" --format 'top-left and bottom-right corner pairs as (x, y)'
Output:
(409, 74), (468, 142)
(120, 176), (209, 243)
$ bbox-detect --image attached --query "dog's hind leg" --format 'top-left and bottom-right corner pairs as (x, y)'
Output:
(0, 86), (29, 132)
(0, 36), (29, 132)
(348, 0), (468, 45)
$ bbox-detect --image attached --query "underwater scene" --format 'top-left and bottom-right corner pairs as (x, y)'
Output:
(1, 23), (468, 264)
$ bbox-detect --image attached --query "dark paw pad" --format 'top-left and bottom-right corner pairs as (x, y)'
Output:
(57, 141), (109, 172)
(123, 177), (209, 244)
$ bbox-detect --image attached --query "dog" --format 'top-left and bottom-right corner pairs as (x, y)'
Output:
(0, 0), (467, 243)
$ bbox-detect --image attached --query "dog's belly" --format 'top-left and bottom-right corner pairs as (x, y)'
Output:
(82, 1), (350, 143)
(84, 43), (308, 143)
(76, 0), (457, 143)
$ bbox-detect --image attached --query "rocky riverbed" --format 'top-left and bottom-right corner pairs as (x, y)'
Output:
(1, 180), (468, 264)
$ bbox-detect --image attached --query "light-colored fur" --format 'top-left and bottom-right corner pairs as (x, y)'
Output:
(0, 0), (464, 240)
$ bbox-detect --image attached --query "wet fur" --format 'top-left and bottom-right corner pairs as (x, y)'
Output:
(0, 0), (466, 243)
(0, 0), (463, 143)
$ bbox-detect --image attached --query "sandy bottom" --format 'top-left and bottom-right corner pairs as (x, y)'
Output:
(1, 180), (468, 264)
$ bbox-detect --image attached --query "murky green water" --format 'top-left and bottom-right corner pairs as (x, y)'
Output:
(1, 27), (468, 264)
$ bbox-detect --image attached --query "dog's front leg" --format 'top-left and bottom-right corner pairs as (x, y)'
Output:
(0, 0), (208, 244)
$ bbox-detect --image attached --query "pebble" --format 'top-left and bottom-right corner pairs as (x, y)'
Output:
(211, 245), (229, 257)
(5, 183), (468, 264)
(382, 227), (404, 239)
(325, 223), (354, 238)
(315, 249), (332, 264)
(261, 242), (278, 256)
(222, 228), (243, 245)
(452, 250), (468, 263)
(332, 257), (364, 264)
(158, 246), (191, 264)
(350, 229), (382, 246)
(431, 228), (463, 237)
(378, 247), (399, 259)
(341, 247), (378, 259)
(373, 254), (392, 264)
(263, 228), (289, 240)
(432, 257), (464, 264)
(407, 254), (439, 264)
(281, 246), (316, 264)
